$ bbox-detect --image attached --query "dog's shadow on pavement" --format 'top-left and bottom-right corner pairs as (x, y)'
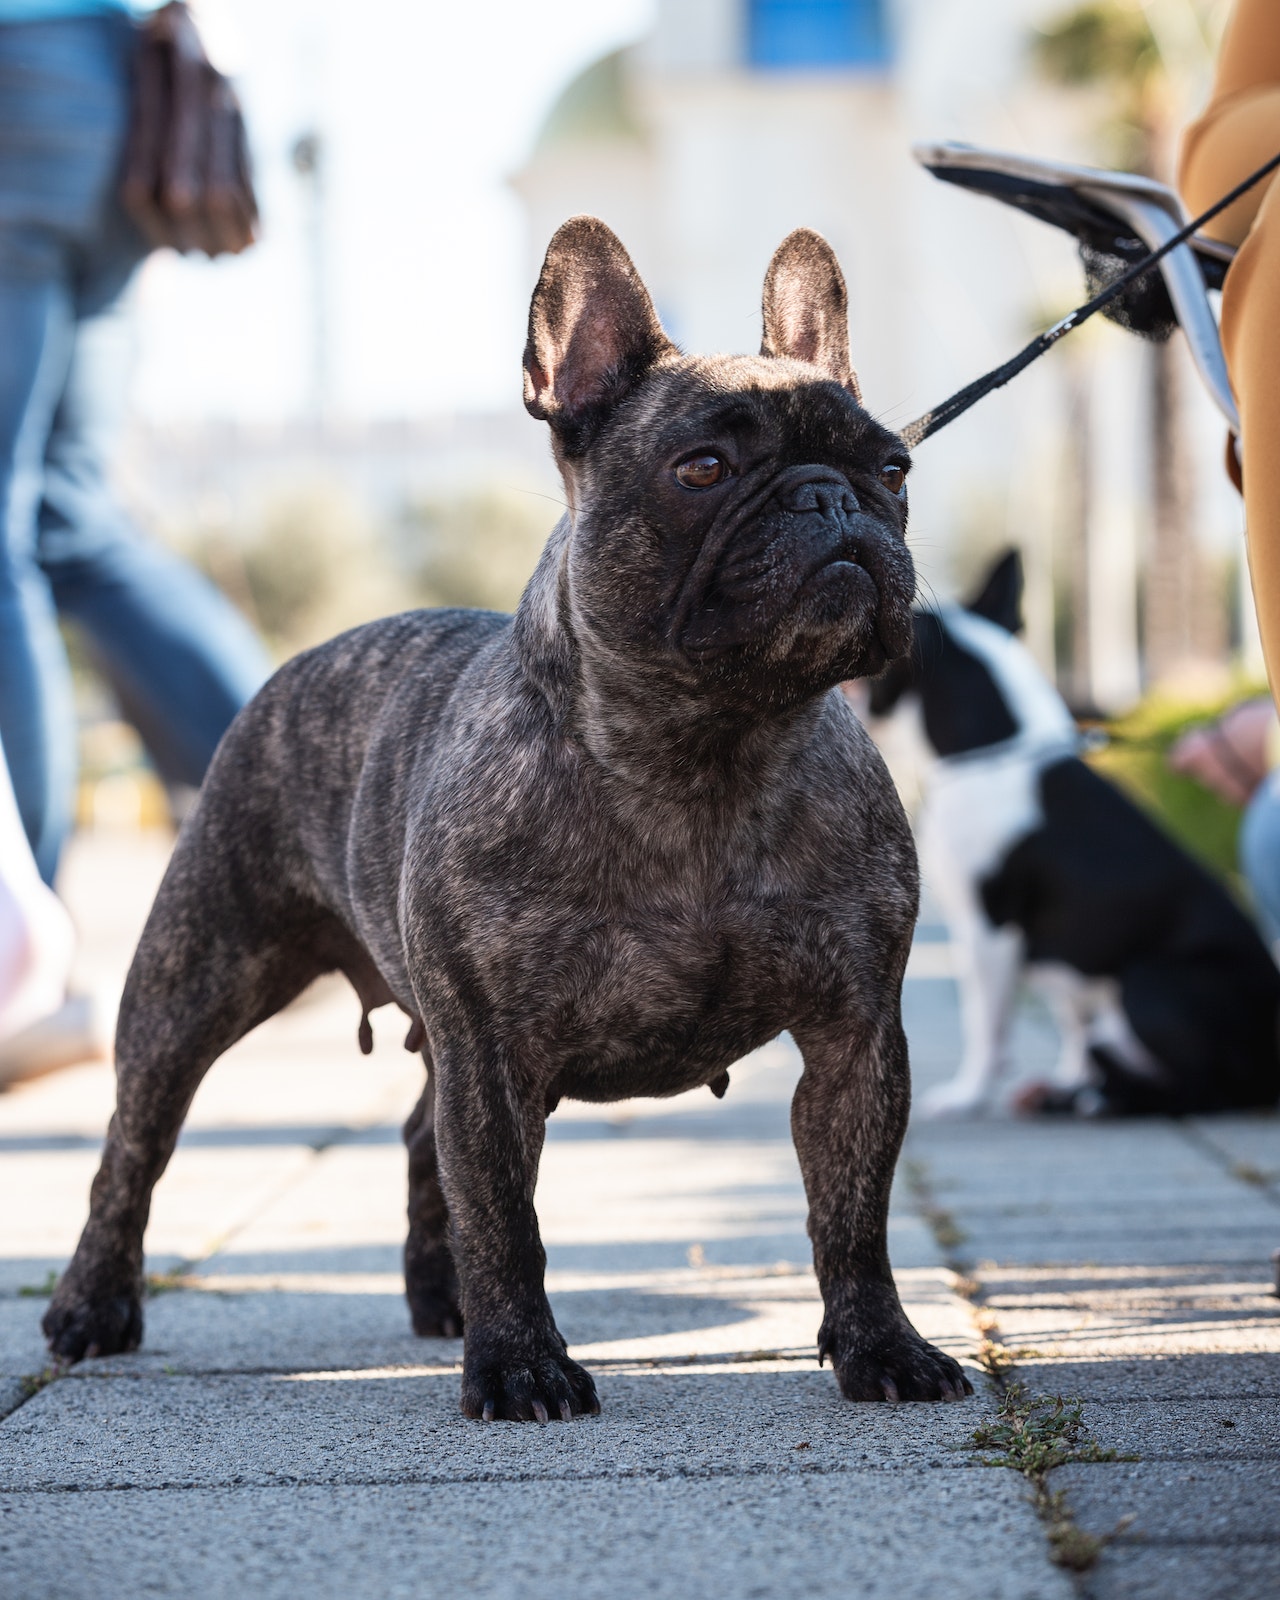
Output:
(549, 1288), (759, 1346)
(1, 1265), (771, 1373)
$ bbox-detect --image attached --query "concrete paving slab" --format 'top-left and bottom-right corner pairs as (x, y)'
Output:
(1083, 1545), (1280, 1600)
(912, 1173), (1261, 1210)
(1001, 1319), (1280, 1360)
(0, 1377), (26, 1421)
(947, 1204), (1280, 1244)
(1014, 1355), (1280, 1401)
(179, 1001), (426, 1138)
(1185, 1116), (1280, 1192)
(902, 975), (1061, 1085)
(0, 1143), (317, 1292)
(963, 1238), (1280, 1273)
(0, 1369), (994, 1491)
(910, 1119), (1222, 1179)
(189, 1144), (409, 1267)
(1080, 1397), (1280, 1460)
(0, 1152), (108, 1292)
(1088, 1401), (1280, 1465)
(947, 1224), (1280, 1269)
(191, 1116), (939, 1282)
(981, 1263), (1277, 1303)
(1054, 1459), (1280, 1543)
(0, 1472), (1073, 1600)
(0, 1059), (116, 1143)
(0, 1298), (57, 1381)
(980, 1264), (1280, 1360)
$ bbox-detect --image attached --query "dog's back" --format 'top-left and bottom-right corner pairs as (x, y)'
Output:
(210, 607), (508, 865)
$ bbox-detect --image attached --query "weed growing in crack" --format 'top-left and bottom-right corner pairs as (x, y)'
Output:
(970, 1384), (1120, 1473)
(1043, 1492), (1133, 1573)
(902, 1159), (968, 1259)
(973, 1308), (1037, 1382)
(905, 1152), (1137, 1576)
(16, 1270), (58, 1298)
(145, 1269), (192, 1297)
(17, 1362), (67, 1400)
(968, 1384), (1136, 1570)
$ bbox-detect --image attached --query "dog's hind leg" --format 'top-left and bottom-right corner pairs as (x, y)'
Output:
(1027, 964), (1097, 1093)
(403, 1055), (462, 1337)
(43, 831), (332, 1362)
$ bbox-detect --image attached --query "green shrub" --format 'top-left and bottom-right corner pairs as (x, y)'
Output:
(1087, 685), (1267, 894)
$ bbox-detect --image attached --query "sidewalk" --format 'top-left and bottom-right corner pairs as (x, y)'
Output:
(0, 833), (1277, 1598)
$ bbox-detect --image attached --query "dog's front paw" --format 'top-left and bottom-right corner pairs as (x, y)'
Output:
(43, 1279), (143, 1362)
(461, 1337), (600, 1423)
(822, 1319), (974, 1404)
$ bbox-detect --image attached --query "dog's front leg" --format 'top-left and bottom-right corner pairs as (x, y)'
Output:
(434, 1050), (599, 1422)
(791, 1014), (973, 1403)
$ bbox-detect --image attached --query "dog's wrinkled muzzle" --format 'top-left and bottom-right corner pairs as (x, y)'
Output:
(779, 471), (915, 662)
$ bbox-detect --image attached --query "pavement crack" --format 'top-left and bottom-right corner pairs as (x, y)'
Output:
(905, 1152), (1136, 1576)
(1177, 1122), (1280, 1212)
(2, 1359), (71, 1425)
(0, 1459), (996, 1496)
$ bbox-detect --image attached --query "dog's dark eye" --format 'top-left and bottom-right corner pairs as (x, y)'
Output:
(675, 454), (727, 489)
(880, 464), (906, 495)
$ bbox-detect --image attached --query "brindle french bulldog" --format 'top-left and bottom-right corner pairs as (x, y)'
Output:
(45, 219), (972, 1420)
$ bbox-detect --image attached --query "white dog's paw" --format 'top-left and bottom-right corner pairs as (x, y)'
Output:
(918, 1079), (990, 1119)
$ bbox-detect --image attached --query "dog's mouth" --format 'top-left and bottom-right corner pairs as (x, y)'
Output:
(799, 530), (914, 660)
(802, 527), (872, 587)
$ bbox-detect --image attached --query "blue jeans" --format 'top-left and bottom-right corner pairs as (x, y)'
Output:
(1241, 768), (1280, 951)
(0, 14), (270, 884)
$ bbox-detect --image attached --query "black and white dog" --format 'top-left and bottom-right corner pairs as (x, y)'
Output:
(862, 551), (1280, 1117)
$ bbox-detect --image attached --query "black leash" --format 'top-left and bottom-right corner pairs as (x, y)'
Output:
(900, 149), (1280, 449)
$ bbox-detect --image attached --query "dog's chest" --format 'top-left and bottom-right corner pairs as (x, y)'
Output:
(508, 885), (803, 1101)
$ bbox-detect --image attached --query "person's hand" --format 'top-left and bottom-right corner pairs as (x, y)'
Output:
(1168, 697), (1276, 807)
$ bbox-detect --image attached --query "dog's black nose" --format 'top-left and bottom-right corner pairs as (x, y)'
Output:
(783, 478), (859, 517)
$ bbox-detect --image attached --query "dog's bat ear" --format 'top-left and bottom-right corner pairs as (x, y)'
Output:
(760, 229), (860, 401)
(966, 548), (1024, 634)
(523, 217), (675, 444)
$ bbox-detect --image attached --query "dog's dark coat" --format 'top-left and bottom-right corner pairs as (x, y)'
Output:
(45, 220), (971, 1418)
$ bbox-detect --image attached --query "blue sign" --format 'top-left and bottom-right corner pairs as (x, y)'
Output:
(748, 0), (893, 70)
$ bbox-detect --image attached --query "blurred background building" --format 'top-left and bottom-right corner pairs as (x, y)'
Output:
(104, 0), (1250, 812)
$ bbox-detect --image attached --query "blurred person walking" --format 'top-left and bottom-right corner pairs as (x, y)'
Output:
(0, 0), (270, 890)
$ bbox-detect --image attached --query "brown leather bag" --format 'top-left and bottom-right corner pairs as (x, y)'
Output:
(121, 2), (258, 258)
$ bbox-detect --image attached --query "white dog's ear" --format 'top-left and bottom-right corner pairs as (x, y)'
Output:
(760, 229), (860, 401)
(523, 217), (675, 447)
